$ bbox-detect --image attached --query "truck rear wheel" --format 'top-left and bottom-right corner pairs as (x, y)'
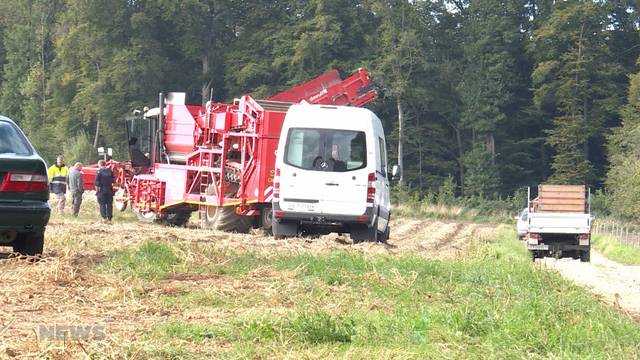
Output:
(580, 249), (590, 262)
(203, 205), (251, 233)
(13, 231), (45, 257)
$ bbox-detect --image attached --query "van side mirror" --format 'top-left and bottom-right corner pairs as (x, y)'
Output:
(391, 165), (400, 181)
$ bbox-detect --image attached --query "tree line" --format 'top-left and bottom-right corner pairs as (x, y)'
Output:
(1, 0), (640, 218)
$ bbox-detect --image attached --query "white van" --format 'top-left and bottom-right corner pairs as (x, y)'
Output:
(272, 104), (398, 242)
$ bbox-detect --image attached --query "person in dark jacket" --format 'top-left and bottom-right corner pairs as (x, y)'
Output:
(94, 160), (115, 222)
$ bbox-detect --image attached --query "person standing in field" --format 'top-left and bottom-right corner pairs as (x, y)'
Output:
(68, 162), (84, 217)
(47, 155), (68, 214)
(94, 160), (115, 223)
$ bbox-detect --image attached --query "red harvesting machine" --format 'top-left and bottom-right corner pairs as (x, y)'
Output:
(83, 68), (377, 232)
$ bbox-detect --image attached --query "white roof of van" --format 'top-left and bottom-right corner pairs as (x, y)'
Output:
(288, 103), (376, 116)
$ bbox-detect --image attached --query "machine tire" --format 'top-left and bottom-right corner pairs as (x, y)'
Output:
(13, 231), (45, 257)
(261, 208), (273, 234)
(164, 212), (191, 227)
(580, 249), (591, 263)
(203, 205), (251, 233)
(529, 250), (536, 262)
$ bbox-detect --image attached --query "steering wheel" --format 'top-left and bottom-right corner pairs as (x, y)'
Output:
(312, 156), (324, 168)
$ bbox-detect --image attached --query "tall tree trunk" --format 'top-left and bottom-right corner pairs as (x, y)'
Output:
(201, 3), (217, 105)
(40, 7), (47, 124)
(583, 96), (589, 162)
(396, 96), (404, 186)
(202, 53), (211, 105)
(418, 140), (423, 191)
(454, 126), (464, 195)
(540, 140), (547, 180)
(93, 117), (100, 149)
(486, 133), (496, 166)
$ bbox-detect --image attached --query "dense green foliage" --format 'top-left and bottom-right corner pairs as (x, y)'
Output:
(1, 1), (639, 207)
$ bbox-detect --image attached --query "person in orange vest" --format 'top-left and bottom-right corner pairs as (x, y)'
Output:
(48, 155), (69, 214)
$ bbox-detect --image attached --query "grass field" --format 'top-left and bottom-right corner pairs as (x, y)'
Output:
(393, 203), (514, 224)
(592, 234), (640, 266)
(111, 233), (640, 359)
(1, 201), (639, 359)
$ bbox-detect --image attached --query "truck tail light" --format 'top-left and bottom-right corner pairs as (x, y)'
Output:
(367, 173), (375, 203)
(274, 210), (285, 218)
(273, 168), (280, 199)
(578, 234), (590, 245)
(528, 233), (542, 244)
(0, 172), (48, 193)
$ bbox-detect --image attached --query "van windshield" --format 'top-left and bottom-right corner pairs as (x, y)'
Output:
(284, 128), (367, 172)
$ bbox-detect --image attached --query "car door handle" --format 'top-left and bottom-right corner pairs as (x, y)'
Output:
(325, 182), (339, 186)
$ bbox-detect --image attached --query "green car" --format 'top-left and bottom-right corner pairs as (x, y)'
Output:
(0, 115), (50, 255)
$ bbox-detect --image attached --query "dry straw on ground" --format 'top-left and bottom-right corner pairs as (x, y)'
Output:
(0, 216), (495, 358)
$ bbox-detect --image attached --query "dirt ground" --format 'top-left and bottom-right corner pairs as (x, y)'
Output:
(0, 217), (495, 358)
(539, 251), (640, 318)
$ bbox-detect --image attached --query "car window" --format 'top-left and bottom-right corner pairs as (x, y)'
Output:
(521, 210), (528, 221)
(284, 128), (367, 172)
(0, 121), (32, 155)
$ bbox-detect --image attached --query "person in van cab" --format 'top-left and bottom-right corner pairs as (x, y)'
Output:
(329, 143), (347, 171)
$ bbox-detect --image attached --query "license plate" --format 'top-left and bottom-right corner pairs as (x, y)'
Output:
(528, 244), (549, 250)
(287, 203), (316, 212)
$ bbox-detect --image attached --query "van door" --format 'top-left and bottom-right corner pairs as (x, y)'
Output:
(318, 130), (368, 216)
(279, 128), (323, 214)
(376, 136), (390, 232)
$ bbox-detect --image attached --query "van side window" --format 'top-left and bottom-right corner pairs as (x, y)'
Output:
(378, 137), (387, 174)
